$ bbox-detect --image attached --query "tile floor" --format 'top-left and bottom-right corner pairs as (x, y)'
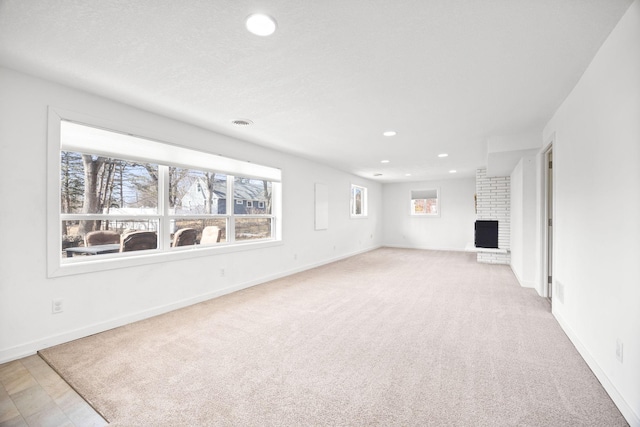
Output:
(0, 355), (107, 427)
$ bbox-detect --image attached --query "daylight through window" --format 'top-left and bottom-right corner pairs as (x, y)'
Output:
(411, 189), (439, 216)
(57, 120), (281, 263)
(350, 184), (368, 217)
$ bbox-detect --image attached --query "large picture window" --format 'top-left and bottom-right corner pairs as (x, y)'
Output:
(50, 116), (281, 276)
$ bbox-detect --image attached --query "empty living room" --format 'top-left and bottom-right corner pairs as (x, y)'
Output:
(0, 1), (638, 426)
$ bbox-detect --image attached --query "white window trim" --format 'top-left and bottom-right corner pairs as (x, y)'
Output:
(350, 184), (368, 218)
(410, 188), (441, 217)
(47, 107), (282, 278)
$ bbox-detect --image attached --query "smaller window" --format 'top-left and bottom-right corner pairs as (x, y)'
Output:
(350, 184), (368, 217)
(411, 189), (439, 216)
(258, 201), (265, 209)
(236, 199), (244, 205)
(246, 200), (254, 208)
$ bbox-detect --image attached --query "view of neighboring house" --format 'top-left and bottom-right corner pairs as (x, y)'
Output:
(179, 178), (270, 215)
(179, 178), (226, 214)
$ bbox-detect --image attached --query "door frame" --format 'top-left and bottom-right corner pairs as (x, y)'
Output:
(540, 135), (554, 300)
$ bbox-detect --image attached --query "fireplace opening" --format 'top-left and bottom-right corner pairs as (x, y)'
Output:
(475, 220), (498, 249)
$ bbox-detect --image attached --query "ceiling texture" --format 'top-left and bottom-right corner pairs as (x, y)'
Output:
(0, 0), (633, 181)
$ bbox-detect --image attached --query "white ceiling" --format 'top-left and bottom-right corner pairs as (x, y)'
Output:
(0, 0), (633, 182)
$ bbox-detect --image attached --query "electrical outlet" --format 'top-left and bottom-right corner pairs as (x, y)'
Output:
(220, 268), (225, 277)
(616, 338), (623, 363)
(294, 253), (298, 260)
(52, 298), (64, 314)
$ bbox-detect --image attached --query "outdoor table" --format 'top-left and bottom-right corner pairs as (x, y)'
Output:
(65, 244), (121, 257)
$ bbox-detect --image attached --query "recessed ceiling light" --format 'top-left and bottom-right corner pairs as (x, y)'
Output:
(438, 153), (449, 158)
(381, 160), (390, 164)
(383, 131), (396, 137)
(449, 170), (457, 173)
(405, 173), (412, 176)
(232, 119), (253, 126)
(245, 13), (277, 36)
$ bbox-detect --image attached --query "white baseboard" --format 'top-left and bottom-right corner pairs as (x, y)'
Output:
(382, 244), (467, 252)
(0, 245), (380, 364)
(553, 310), (640, 427)
(509, 265), (535, 288)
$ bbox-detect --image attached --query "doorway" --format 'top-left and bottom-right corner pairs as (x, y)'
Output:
(544, 146), (554, 302)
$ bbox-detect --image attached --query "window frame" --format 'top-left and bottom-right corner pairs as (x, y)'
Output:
(47, 108), (282, 277)
(410, 188), (440, 217)
(350, 184), (368, 218)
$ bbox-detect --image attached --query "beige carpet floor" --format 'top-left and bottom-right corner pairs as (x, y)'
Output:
(39, 248), (627, 426)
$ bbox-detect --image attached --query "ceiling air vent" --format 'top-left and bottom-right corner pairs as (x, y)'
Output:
(373, 173), (383, 177)
(232, 119), (253, 126)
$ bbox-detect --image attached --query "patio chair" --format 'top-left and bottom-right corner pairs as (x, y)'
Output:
(85, 230), (121, 246)
(120, 231), (157, 252)
(200, 226), (222, 244)
(173, 228), (197, 247)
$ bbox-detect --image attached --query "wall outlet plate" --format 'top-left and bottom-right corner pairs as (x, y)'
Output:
(52, 298), (64, 314)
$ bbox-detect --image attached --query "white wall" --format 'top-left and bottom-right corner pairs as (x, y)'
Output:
(382, 178), (475, 251)
(0, 67), (383, 362)
(542, 1), (640, 424)
(510, 156), (537, 288)
(511, 162), (523, 275)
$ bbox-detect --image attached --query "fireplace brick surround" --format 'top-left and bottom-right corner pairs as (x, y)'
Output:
(475, 168), (510, 264)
